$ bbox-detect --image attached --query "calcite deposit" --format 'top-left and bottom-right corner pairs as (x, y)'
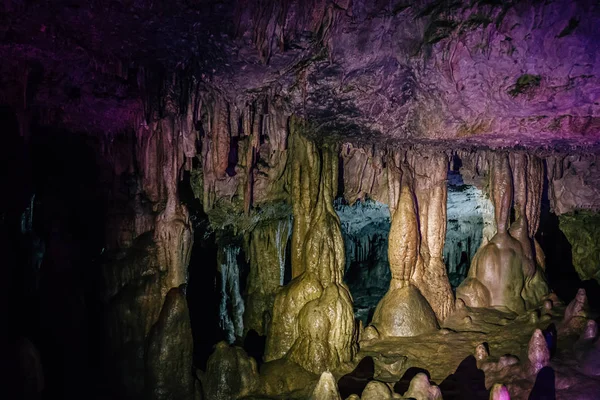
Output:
(1, 1), (600, 400)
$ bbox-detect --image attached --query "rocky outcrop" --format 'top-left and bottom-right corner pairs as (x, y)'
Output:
(558, 211), (600, 282)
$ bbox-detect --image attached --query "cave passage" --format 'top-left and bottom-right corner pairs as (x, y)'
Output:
(336, 198), (391, 325)
(443, 170), (494, 289)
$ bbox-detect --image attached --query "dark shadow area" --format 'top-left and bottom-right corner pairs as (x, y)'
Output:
(338, 356), (374, 399)
(179, 172), (224, 370)
(529, 366), (556, 400)
(538, 167), (600, 311)
(543, 323), (557, 357)
(3, 122), (111, 400)
(438, 355), (488, 400)
(393, 367), (433, 395)
(243, 329), (266, 367)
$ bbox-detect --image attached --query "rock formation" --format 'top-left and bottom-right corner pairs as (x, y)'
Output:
(2, 1), (600, 399)
(457, 152), (548, 312)
(264, 121), (356, 374)
(203, 342), (259, 400)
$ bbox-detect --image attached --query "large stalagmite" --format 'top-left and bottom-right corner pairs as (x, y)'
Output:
(264, 120), (356, 374)
(370, 153), (440, 338)
(456, 153), (548, 312)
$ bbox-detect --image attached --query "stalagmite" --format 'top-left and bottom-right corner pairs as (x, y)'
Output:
(203, 342), (259, 400)
(528, 328), (550, 374)
(411, 151), (454, 321)
(489, 384), (511, 400)
(145, 286), (195, 400)
(403, 373), (442, 400)
(264, 120), (356, 374)
(370, 155), (439, 338)
(310, 371), (342, 400)
(456, 152), (548, 313)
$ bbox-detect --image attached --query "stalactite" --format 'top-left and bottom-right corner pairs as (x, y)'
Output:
(244, 217), (291, 336)
(264, 120), (356, 374)
(219, 245), (245, 343)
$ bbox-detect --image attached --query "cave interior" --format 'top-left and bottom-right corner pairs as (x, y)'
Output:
(2, 1), (600, 399)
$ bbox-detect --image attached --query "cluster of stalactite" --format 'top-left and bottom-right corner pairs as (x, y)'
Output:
(264, 119), (357, 374)
(457, 152), (549, 313)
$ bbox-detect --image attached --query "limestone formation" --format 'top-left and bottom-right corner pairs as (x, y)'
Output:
(489, 384), (511, 400)
(564, 288), (589, 322)
(244, 218), (291, 335)
(264, 122), (356, 374)
(146, 286), (195, 400)
(410, 151), (455, 321)
(310, 372), (342, 400)
(371, 155), (439, 338)
(402, 373), (442, 400)
(457, 152), (548, 313)
(361, 380), (392, 400)
(528, 329), (550, 375)
(203, 342), (259, 400)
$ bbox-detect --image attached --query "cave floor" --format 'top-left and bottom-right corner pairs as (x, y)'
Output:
(247, 300), (600, 399)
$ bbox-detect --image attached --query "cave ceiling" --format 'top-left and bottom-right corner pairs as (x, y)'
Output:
(1, 0), (599, 151)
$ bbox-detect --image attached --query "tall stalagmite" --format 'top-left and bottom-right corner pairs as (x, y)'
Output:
(410, 151), (455, 321)
(370, 151), (439, 338)
(456, 152), (548, 312)
(264, 119), (356, 374)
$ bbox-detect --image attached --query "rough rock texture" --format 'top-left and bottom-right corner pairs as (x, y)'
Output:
(457, 152), (548, 312)
(370, 150), (450, 338)
(489, 384), (511, 400)
(310, 372), (342, 400)
(547, 154), (600, 215)
(145, 286), (195, 400)
(264, 123), (356, 374)
(361, 380), (393, 400)
(203, 342), (259, 400)
(527, 329), (550, 375)
(558, 211), (600, 282)
(403, 373), (442, 400)
(244, 218), (291, 336)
